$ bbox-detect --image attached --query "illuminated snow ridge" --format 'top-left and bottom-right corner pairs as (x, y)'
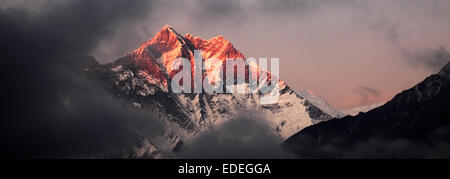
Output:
(170, 50), (280, 104)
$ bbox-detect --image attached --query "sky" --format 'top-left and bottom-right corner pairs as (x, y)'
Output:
(2, 0), (450, 110)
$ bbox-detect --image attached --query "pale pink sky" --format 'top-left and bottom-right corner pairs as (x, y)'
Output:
(90, 0), (450, 110)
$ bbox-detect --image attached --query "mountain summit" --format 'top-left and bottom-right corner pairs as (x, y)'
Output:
(125, 26), (251, 92)
(85, 25), (333, 158)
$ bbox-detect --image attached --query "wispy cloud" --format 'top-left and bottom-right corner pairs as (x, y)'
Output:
(402, 46), (450, 73)
(354, 86), (381, 106)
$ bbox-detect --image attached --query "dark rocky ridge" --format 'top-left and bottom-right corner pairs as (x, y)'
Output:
(283, 62), (450, 158)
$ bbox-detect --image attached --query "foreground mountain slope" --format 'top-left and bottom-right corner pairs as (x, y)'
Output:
(80, 26), (333, 157)
(284, 62), (450, 158)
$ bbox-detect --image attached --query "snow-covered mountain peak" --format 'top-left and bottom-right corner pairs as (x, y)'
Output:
(97, 25), (334, 157)
(184, 33), (244, 60)
(133, 25), (182, 54)
(129, 26), (246, 81)
(296, 90), (345, 118)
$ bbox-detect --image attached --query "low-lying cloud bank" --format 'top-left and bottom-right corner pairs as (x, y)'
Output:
(176, 113), (293, 159)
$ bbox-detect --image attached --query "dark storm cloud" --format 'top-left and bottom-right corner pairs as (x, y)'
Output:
(0, 0), (162, 158)
(153, 0), (333, 28)
(0, 0), (155, 60)
(176, 112), (292, 159)
(402, 46), (450, 73)
(0, 63), (163, 157)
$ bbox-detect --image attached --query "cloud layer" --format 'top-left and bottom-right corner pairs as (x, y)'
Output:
(176, 113), (292, 159)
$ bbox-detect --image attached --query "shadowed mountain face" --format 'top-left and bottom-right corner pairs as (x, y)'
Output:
(283, 62), (450, 158)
